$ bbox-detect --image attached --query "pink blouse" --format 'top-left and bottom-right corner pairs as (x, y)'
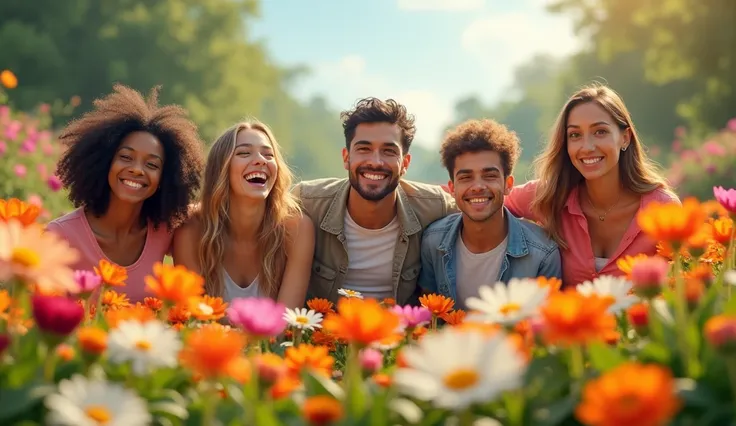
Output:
(45, 208), (173, 303)
(505, 180), (680, 287)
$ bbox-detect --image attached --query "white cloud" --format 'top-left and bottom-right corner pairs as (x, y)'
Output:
(293, 55), (453, 148)
(397, 0), (485, 11)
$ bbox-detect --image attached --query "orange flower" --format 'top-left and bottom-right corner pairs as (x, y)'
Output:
(418, 293), (454, 316)
(187, 295), (227, 321)
(637, 197), (705, 244)
(704, 314), (736, 353)
(381, 298), (396, 307)
(101, 290), (130, 311)
(701, 199), (729, 218)
(616, 254), (649, 278)
(224, 356), (251, 384)
(372, 373), (392, 388)
(284, 344), (334, 378)
(179, 323), (247, 380)
(77, 326), (107, 355)
(104, 303), (156, 328)
(537, 276), (562, 292)
(256, 353), (287, 384)
(144, 297), (163, 311)
(310, 330), (337, 352)
(93, 259), (128, 287)
(575, 362), (680, 426)
(0, 70), (17, 89)
(307, 298), (334, 315)
(322, 298), (400, 346)
(302, 395), (344, 426)
(0, 198), (40, 226)
(270, 375), (302, 400)
(167, 304), (192, 325)
(541, 290), (616, 346)
(0, 290), (10, 315)
(710, 217), (733, 246)
(440, 309), (466, 325)
(56, 344), (75, 361)
(145, 262), (204, 305)
(686, 222), (713, 250)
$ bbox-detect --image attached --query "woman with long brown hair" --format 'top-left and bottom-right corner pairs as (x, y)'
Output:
(173, 120), (314, 307)
(505, 84), (679, 287)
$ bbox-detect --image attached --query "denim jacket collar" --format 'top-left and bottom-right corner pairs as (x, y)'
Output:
(437, 207), (530, 257)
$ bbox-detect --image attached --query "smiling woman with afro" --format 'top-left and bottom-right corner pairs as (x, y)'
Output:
(47, 83), (205, 303)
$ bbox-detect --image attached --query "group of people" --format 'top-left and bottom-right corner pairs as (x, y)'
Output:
(45, 82), (680, 310)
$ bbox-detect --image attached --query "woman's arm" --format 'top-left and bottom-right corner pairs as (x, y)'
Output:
(504, 179), (540, 221)
(171, 218), (202, 274)
(277, 213), (315, 309)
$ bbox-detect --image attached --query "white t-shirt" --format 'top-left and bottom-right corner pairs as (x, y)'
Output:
(342, 212), (399, 299)
(455, 235), (508, 309)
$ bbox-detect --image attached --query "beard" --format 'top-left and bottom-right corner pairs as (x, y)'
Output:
(348, 165), (400, 202)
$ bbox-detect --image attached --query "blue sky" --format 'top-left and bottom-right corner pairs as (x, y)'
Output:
(251, 0), (581, 148)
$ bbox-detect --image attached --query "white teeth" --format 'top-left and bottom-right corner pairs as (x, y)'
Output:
(581, 157), (603, 165)
(362, 173), (386, 181)
(122, 180), (142, 189)
(244, 171), (268, 181)
(468, 197), (489, 204)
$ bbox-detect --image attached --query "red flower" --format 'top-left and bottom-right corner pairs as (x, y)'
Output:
(32, 295), (84, 337)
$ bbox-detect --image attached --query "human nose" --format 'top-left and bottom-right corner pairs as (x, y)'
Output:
(365, 149), (385, 166)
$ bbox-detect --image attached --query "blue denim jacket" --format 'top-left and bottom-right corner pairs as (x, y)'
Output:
(417, 208), (562, 301)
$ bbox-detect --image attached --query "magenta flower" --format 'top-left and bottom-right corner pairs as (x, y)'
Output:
(391, 305), (432, 328)
(227, 297), (287, 337)
(20, 139), (36, 154)
(4, 120), (21, 140)
(13, 164), (26, 177)
(714, 186), (736, 213)
(630, 256), (669, 299)
(728, 118), (736, 132)
(47, 175), (62, 192)
(73, 270), (102, 296)
(0, 105), (9, 118)
(0, 334), (9, 355)
(32, 294), (84, 338)
(358, 348), (383, 372)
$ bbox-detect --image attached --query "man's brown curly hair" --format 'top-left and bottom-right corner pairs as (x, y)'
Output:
(55, 84), (205, 230)
(340, 97), (416, 153)
(440, 119), (521, 180)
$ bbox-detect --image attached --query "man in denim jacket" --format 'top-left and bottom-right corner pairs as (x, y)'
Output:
(417, 119), (561, 309)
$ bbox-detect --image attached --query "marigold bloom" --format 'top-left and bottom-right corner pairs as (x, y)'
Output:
(710, 217), (733, 245)
(77, 326), (108, 355)
(188, 295), (227, 321)
(540, 290), (616, 346)
(104, 304), (156, 328)
(94, 259), (128, 287)
(418, 293), (454, 316)
(179, 323), (247, 379)
(284, 344), (334, 378)
(167, 304), (192, 325)
(145, 262), (204, 305)
(101, 290), (130, 311)
(705, 314), (736, 354)
(686, 222), (713, 250)
(575, 362), (680, 426)
(270, 375), (302, 400)
(381, 297), (396, 307)
(310, 330), (337, 352)
(637, 198), (706, 244)
(56, 344), (75, 361)
(0, 70), (17, 89)
(302, 395), (344, 426)
(616, 253), (649, 278)
(440, 309), (466, 325)
(536, 276), (563, 292)
(143, 297), (163, 311)
(322, 298), (400, 346)
(0, 198), (40, 226)
(307, 298), (334, 315)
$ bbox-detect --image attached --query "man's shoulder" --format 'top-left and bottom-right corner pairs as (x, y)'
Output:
(400, 179), (450, 200)
(510, 214), (558, 253)
(423, 212), (461, 239)
(292, 177), (347, 199)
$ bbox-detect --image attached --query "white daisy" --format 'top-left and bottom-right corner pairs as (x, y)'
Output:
(464, 278), (549, 326)
(725, 270), (736, 286)
(337, 288), (363, 299)
(45, 374), (151, 426)
(283, 308), (323, 331)
(393, 327), (526, 410)
(107, 319), (182, 376)
(576, 275), (638, 314)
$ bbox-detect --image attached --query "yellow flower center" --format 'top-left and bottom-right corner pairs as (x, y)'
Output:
(11, 247), (40, 268)
(296, 316), (309, 325)
(443, 368), (479, 390)
(344, 290), (359, 297)
(198, 303), (214, 316)
(85, 405), (112, 424)
(499, 303), (521, 316)
(135, 339), (152, 351)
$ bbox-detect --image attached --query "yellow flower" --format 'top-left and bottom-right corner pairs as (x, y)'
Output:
(0, 70), (17, 89)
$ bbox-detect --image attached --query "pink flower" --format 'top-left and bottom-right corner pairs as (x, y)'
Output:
(73, 270), (102, 296)
(20, 139), (36, 154)
(358, 348), (383, 373)
(13, 164), (26, 177)
(4, 120), (21, 140)
(27, 194), (42, 207)
(674, 126), (687, 138)
(630, 256), (669, 299)
(706, 164), (717, 175)
(0, 140), (6, 156)
(47, 175), (62, 192)
(42, 143), (54, 155)
(227, 297), (287, 337)
(672, 140), (682, 152)
(37, 163), (48, 180)
(714, 186), (736, 213)
(703, 141), (726, 156)
(0, 105), (9, 118)
(32, 294), (84, 338)
(392, 305), (431, 328)
(728, 118), (736, 132)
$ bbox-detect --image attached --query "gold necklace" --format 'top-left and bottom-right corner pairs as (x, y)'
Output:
(586, 191), (621, 221)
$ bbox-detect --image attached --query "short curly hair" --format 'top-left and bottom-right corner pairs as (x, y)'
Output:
(440, 119), (521, 179)
(340, 97), (416, 153)
(55, 84), (205, 230)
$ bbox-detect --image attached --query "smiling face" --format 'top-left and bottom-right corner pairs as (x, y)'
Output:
(342, 122), (410, 202)
(228, 128), (278, 200)
(448, 150), (512, 223)
(566, 102), (631, 182)
(107, 131), (164, 205)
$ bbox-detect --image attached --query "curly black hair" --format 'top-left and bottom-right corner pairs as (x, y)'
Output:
(55, 84), (205, 230)
(441, 119), (521, 179)
(340, 97), (416, 153)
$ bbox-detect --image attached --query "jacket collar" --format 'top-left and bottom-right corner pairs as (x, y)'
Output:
(437, 207), (529, 258)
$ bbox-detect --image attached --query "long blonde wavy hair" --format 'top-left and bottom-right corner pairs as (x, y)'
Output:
(530, 84), (676, 249)
(198, 120), (301, 298)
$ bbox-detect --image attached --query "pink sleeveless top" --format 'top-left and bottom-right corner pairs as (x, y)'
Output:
(45, 208), (173, 303)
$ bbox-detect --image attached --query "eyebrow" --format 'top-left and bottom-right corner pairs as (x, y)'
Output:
(235, 143), (273, 150)
(456, 166), (501, 175)
(118, 146), (163, 162)
(567, 121), (611, 129)
(354, 140), (400, 149)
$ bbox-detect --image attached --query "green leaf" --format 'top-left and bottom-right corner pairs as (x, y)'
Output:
(149, 401), (189, 420)
(302, 371), (345, 400)
(587, 342), (625, 372)
(0, 382), (55, 423)
(722, 290), (736, 315)
(530, 394), (577, 426)
(253, 404), (281, 426)
(638, 342), (672, 365)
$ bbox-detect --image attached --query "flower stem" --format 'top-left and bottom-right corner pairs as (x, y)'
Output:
(202, 387), (217, 426)
(569, 344), (585, 393)
(672, 251), (693, 377)
(458, 408), (474, 426)
(43, 346), (57, 382)
(431, 315), (438, 331)
(726, 358), (736, 409)
(293, 328), (302, 346)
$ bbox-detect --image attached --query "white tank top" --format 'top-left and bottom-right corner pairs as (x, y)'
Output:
(223, 268), (262, 302)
